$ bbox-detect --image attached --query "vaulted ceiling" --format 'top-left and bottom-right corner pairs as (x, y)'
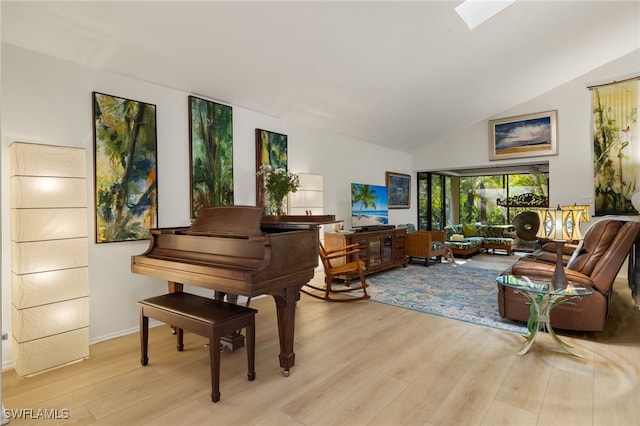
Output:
(2, 1), (639, 153)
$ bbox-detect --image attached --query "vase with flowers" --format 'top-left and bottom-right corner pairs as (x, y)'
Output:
(257, 164), (300, 215)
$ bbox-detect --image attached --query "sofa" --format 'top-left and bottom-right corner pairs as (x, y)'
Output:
(498, 218), (640, 331)
(444, 223), (518, 257)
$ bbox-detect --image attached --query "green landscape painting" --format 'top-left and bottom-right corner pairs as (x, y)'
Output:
(255, 129), (288, 214)
(93, 92), (157, 243)
(189, 96), (234, 218)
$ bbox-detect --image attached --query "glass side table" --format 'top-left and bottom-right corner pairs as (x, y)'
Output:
(497, 275), (594, 357)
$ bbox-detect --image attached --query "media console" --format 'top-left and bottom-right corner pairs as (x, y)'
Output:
(324, 227), (407, 281)
(354, 225), (395, 232)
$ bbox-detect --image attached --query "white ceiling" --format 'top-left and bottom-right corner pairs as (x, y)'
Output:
(2, 1), (639, 153)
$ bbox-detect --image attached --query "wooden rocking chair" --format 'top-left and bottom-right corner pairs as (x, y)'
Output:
(301, 242), (370, 302)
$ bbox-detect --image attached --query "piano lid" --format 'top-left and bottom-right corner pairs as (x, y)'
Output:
(190, 206), (264, 236)
(260, 214), (338, 230)
(260, 214), (336, 224)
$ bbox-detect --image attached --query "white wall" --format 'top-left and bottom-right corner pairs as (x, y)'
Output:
(412, 49), (640, 211)
(0, 45), (413, 368)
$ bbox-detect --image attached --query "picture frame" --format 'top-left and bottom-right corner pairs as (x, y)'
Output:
(255, 129), (288, 215)
(489, 110), (557, 160)
(386, 171), (411, 209)
(92, 92), (158, 243)
(189, 95), (233, 218)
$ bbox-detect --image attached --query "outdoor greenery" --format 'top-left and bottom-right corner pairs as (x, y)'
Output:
(418, 171), (549, 231)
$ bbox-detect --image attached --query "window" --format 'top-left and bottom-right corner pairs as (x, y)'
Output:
(503, 173), (549, 221)
(417, 172), (452, 230)
(417, 168), (548, 230)
(459, 175), (506, 225)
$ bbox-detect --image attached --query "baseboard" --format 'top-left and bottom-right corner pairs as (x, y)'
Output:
(2, 320), (164, 373)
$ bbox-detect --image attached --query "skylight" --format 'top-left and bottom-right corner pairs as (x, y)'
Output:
(455, 0), (516, 30)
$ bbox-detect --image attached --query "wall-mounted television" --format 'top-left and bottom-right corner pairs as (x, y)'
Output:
(351, 182), (389, 230)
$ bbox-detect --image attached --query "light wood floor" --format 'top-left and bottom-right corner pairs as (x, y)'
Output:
(3, 256), (640, 425)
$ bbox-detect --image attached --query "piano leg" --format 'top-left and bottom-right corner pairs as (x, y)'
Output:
(167, 282), (184, 334)
(271, 283), (303, 377)
(140, 311), (149, 366)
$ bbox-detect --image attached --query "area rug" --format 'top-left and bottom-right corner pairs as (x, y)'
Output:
(365, 263), (528, 334)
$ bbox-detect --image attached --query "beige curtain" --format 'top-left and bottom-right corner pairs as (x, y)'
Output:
(592, 79), (639, 215)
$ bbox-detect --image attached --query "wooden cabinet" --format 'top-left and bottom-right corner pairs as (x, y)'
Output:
(324, 228), (407, 278)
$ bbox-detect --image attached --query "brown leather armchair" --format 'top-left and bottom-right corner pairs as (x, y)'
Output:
(498, 218), (640, 331)
(529, 241), (580, 265)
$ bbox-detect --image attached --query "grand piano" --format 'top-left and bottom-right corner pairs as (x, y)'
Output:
(131, 205), (321, 376)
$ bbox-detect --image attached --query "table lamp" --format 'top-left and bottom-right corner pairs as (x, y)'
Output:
(562, 203), (590, 224)
(536, 205), (584, 290)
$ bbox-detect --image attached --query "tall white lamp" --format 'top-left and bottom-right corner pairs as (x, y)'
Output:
(10, 142), (89, 376)
(288, 173), (325, 271)
(288, 173), (324, 215)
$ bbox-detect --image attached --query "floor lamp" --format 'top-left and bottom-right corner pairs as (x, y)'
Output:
(536, 206), (584, 290)
(287, 173), (324, 216)
(10, 142), (89, 376)
(288, 173), (325, 271)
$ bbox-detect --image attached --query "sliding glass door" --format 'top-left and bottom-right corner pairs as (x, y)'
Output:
(418, 170), (548, 230)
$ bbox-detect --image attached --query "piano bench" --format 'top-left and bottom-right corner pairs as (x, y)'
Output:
(138, 292), (257, 403)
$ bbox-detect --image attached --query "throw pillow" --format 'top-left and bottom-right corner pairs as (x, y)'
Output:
(450, 234), (465, 242)
(463, 223), (477, 237)
(396, 224), (416, 233)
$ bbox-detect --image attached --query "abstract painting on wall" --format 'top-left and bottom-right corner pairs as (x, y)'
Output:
(255, 129), (288, 215)
(386, 171), (411, 208)
(189, 95), (233, 218)
(93, 92), (158, 243)
(592, 78), (639, 216)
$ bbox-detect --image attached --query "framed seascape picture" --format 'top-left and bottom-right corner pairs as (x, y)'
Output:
(255, 129), (288, 215)
(489, 110), (557, 160)
(189, 95), (233, 218)
(386, 171), (411, 209)
(351, 182), (389, 228)
(93, 92), (158, 243)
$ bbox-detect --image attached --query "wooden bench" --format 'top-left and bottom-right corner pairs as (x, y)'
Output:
(138, 292), (257, 402)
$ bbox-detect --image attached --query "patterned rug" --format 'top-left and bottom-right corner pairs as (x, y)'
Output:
(365, 263), (528, 334)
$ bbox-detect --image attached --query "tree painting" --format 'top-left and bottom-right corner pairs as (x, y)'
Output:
(592, 80), (638, 216)
(93, 92), (157, 243)
(255, 129), (288, 214)
(189, 96), (233, 218)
